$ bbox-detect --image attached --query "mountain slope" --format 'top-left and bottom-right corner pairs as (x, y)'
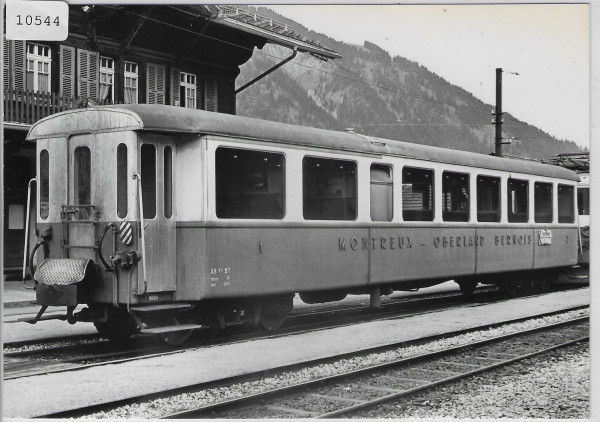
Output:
(236, 6), (582, 160)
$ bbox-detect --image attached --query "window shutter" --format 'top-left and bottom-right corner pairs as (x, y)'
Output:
(60, 45), (75, 97)
(204, 75), (218, 112)
(77, 48), (99, 99)
(170, 68), (180, 106)
(147, 63), (165, 104)
(3, 38), (9, 88)
(147, 63), (156, 104)
(12, 40), (26, 91)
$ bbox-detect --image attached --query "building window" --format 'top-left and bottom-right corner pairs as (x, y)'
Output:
(442, 171), (470, 222)
(507, 178), (528, 223)
(117, 144), (128, 218)
(558, 184), (575, 223)
(534, 182), (553, 223)
(303, 157), (357, 221)
(180, 72), (197, 108)
(477, 175), (500, 222)
(40, 149), (49, 219)
(124, 61), (138, 104)
(402, 167), (434, 221)
(99, 56), (114, 103)
(141, 144), (157, 219)
(370, 164), (393, 222)
(26, 43), (51, 93)
(216, 147), (285, 219)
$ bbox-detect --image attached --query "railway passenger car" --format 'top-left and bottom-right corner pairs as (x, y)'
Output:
(548, 152), (590, 272)
(577, 172), (590, 265)
(22, 104), (580, 343)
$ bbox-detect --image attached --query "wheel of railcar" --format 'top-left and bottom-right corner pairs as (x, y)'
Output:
(259, 294), (294, 331)
(92, 305), (138, 343)
(499, 279), (520, 298)
(457, 280), (478, 297)
(533, 272), (552, 293)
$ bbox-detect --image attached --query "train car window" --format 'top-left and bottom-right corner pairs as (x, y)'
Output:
(140, 144), (157, 219)
(442, 171), (470, 222)
(402, 167), (434, 221)
(74, 146), (91, 219)
(534, 182), (553, 223)
(558, 184), (575, 223)
(507, 178), (528, 223)
(117, 144), (128, 218)
(164, 146), (173, 219)
(477, 175), (500, 222)
(578, 187), (589, 216)
(303, 157), (357, 220)
(370, 164), (393, 222)
(216, 147), (285, 219)
(40, 149), (49, 219)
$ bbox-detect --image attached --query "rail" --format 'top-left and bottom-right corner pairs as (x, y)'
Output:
(3, 87), (117, 126)
(164, 316), (588, 418)
(35, 305), (588, 418)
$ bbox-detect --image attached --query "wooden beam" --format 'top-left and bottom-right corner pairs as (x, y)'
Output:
(175, 20), (211, 65)
(121, 6), (155, 52)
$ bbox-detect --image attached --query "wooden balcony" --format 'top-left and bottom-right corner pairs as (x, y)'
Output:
(3, 87), (114, 127)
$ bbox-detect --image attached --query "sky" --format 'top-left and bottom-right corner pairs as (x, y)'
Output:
(267, 4), (590, 149)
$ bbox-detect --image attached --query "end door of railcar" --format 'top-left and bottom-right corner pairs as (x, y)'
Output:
(137, 133), (177, 294)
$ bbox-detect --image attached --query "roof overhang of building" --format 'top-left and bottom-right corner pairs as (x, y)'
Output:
(169, 5), (341, 60)
(214, 17), (341, 60)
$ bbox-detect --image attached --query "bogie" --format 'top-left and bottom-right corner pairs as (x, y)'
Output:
(258, 294), (294, 331)
(91, 304), (139, 343)
(455, 278), (478, 297)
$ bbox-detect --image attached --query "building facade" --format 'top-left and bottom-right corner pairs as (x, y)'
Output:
(3, 4), (339, 269)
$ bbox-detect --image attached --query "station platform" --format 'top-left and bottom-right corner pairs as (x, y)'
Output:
(2, 287), (590, 418)
(2, 278), (37, 309)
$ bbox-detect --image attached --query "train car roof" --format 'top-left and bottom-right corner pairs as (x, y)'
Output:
(27, 104), (579, 181)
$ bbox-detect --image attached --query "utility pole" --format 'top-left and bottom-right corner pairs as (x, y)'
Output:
(494, 67), (503, 157)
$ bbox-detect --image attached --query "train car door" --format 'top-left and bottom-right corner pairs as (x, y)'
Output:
(67, 134), (99, 260)
(139, 136), (176, 293)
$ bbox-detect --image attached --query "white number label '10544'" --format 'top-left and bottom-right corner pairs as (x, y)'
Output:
(6, 1), (68, 40)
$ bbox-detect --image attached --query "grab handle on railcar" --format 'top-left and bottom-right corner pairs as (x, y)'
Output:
(97, 223), (115, 272)
(132, 172), (148, 295)
(22, 178), (37, 290)
(28, 240), (45, 285)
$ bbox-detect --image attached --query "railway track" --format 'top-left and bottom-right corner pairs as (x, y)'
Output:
(2, 285), (584, 380)
(164, 316), (589, 418)
(3, 286), (491, 380)
(38, 307), (588, 418)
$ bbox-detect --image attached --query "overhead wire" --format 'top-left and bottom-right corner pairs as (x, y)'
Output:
(103, 5), (557, 141)
(102, 5), (491, 123)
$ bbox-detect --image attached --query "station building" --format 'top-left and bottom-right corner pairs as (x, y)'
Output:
(3, 4), (339, 271)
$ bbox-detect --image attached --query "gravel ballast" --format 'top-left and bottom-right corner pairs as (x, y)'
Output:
(357, 342), (589, 419)
(84, 308), (588, 419)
